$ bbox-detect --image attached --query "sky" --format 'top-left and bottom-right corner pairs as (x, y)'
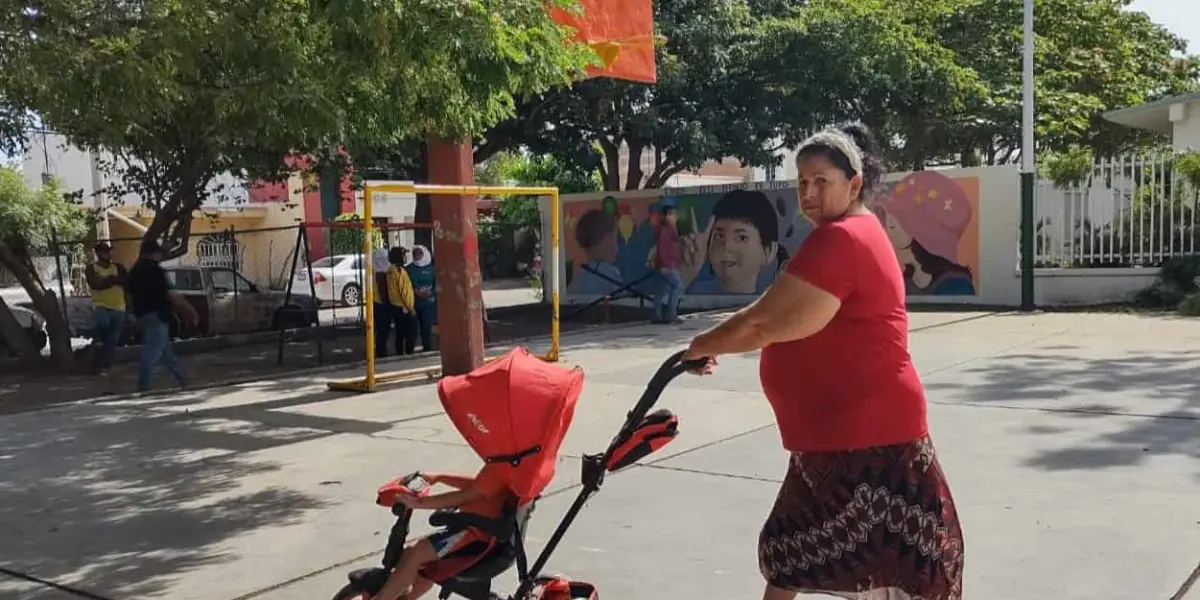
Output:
(1129, 0), (1199, 53)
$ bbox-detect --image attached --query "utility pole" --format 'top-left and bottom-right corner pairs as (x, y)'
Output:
(1019, 0), (1036, 311)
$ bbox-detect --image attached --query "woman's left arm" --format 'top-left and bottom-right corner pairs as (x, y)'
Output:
(687, 226), (856, 358)
(687, 274), (842, 357)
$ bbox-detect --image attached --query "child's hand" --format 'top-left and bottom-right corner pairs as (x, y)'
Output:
(396, 493), (425, 510)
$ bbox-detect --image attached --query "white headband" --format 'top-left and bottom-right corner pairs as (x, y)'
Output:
(797, 130), (863, 175)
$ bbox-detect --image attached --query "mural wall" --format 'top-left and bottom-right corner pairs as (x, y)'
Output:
(560, 171), (981, 302)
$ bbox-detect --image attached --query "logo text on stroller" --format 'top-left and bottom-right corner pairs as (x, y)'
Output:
(467, 413), (490, 434)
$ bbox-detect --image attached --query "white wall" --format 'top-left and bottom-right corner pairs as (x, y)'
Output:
(541, 168), (1027, 308)
(1171, 100), (1200, 152)
(901, 166), (1023, 307)
(1034, 268), (1158, 305)
(22, 133), (249, 208)
(535, 166), (1164, 309)
(354, 181), (419, 249)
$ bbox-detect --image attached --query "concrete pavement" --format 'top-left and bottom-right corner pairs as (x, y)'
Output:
(2, 309), (1200, 600)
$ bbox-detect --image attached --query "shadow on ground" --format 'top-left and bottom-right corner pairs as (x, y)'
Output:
(926, 346), (1200, 473)
(0, 384), (430, 598)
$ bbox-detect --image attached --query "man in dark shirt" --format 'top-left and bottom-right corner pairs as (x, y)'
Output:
(652, 205), (684, 324)
(127, 239), (198, 393)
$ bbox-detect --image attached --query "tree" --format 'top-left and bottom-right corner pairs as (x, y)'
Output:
(0, 0), (592, 259)
(752, 0), (985, 170)
(478, 0), (991, 183)
(477, 151), (602, 229)
(477, 0), (795, 191)
(0, 167), (90, 368)
(916, 0), (1200, 166)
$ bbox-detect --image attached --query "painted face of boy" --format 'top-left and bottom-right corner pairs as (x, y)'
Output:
(708, 218), (775, 294)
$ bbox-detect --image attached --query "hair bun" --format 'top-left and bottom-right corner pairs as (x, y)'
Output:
(836, 121), (881, 159)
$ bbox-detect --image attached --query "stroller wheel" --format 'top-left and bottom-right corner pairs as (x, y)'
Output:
(330, 583), (371, 600)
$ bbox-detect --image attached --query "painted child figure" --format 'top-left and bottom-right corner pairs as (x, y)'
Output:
(375, 465), (513, 600)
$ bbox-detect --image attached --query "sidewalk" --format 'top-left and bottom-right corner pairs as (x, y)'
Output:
(0, 301), (648, 415)
(3, 310), (1200, 600)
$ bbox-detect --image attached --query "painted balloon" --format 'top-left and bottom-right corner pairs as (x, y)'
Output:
(618, 214), (635, 240)
(601, 195), (618, 215)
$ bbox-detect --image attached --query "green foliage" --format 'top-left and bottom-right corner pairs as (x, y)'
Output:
(0, 0), (593, 256)
(1040, 148), (1095, 188)
(0, 167), (90, 278)
(1133, 281), (1182, 309)
(1178, 292), (1200, 316)
(479, 0), (794, 190)
(328, 213), (384, 257)
(927, 0), (1198, 164)
(481, 0), (1199, 178)
(765, 0), (986, 170)
(1158, 255), (1200, 294)
(1174, 150), (1200, 192)
(1133, 255), (1200, 311)
(483, 151), (601, 227)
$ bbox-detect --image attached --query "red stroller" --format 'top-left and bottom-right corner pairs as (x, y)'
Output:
(333, 347), (704, 600)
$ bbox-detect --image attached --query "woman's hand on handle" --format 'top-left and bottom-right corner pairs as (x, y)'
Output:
(681, 342), (717, 375)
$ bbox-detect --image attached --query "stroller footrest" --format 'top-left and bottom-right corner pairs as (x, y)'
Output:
(528, 577), (598, 600)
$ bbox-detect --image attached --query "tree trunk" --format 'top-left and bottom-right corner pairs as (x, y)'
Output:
(598, 138), (622, 191)
(625, 141), (646, 191)
(0, 245), (72, 371)
(960, 145), (980, 167)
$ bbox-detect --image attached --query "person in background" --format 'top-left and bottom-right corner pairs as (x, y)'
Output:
(372, 248), (394, 357)
(126, 239), (198, 393)
(406, 244), (437, 351)
(651, 204), (684, 324)
(387, 246), (417, 355)
(85, 241), (128, 376)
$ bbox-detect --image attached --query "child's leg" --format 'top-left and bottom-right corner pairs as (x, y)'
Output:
(408, 577), (435, 600)
(376, 537), (438, 600)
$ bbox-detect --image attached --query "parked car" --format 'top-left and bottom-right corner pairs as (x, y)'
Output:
(0, 303), (48, 355)
(166, 265), (320, 335)
(290, 254), (370, 307)
(64, 265), (319, 342)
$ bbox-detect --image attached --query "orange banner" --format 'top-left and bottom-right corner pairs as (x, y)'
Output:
(550, 0), (657, 84)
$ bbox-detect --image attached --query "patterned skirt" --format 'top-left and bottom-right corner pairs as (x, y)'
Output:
(757, 436), (964, 599)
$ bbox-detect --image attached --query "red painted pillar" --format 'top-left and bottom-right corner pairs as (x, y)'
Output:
(427, 137), (486, 375)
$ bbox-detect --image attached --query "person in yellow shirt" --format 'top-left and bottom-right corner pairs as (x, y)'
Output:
(386, 247), (417, 355)
(85, 242), (128, 376)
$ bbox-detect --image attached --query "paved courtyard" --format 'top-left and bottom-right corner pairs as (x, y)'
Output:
(2, 310), (1199, 600)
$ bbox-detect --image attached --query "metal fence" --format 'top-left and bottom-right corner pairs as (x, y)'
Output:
(52, 224), (310, 338)
(1033, 153), (1200, 268)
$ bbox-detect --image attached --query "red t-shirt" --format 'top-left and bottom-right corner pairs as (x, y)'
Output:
(758, 213), (928, 452)
(654, 225), (681, 269)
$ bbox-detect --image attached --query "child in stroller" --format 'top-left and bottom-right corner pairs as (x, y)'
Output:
(338, 347), (706, 600)
(375, 467), (515, 600)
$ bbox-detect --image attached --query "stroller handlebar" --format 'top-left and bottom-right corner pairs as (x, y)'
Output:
(604, 350), (708, 460)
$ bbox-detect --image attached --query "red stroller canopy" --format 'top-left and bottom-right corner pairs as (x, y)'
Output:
(437, 347), (584, 499)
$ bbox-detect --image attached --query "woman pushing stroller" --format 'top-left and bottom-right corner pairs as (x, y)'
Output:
(376, 465), (516, 600)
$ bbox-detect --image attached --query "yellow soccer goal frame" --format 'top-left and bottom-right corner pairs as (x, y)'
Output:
(326, 183), (561, 393)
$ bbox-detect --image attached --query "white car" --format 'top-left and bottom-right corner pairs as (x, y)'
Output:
(290, 254), (371, 307)
(0, 303), (48, 354)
